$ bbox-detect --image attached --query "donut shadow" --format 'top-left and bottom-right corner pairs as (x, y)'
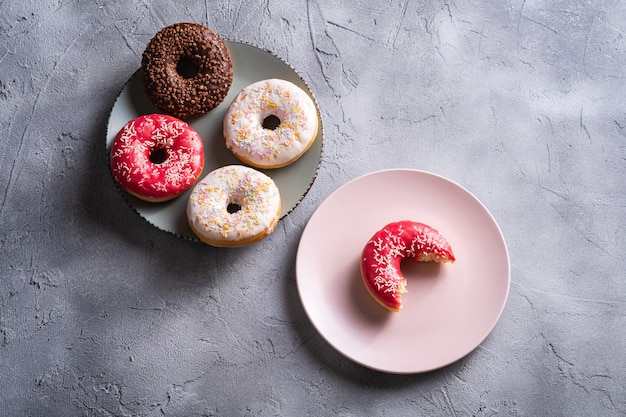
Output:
(349, 257), (392, 325)
(201, 112), (241, 171)
(125, 70), (161, 116)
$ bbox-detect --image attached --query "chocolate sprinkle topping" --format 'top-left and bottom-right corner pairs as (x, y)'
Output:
(141, 23), (234, 119)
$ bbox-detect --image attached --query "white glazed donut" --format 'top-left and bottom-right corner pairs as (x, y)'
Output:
(223, 78), (319, 169)
(186, 165), (281, 247)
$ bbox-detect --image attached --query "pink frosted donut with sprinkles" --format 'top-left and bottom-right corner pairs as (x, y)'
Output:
(223, 78), (319, 169)
(109, 114), (204, 202)
(187, 165), (281, 247)
(360, 221), (456, 312)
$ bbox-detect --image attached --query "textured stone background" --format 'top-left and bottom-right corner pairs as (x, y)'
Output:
(1, 0), (625, 416)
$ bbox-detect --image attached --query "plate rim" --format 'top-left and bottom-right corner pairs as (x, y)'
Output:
(295, 168), (511, 374)
(105, 38), (325, 242)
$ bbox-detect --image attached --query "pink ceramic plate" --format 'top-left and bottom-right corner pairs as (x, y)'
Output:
(296, 169), (510, 373)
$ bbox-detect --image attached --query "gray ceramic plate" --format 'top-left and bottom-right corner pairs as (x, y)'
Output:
(106, 40), (324, 240)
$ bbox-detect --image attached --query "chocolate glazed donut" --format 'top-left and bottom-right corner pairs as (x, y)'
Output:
(141, 23), (233, 119)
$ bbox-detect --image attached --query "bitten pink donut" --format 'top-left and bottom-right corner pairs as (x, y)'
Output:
(360, 221), (455, 312)
(109, 114), (204, 202)
(223, 79), (318, 169)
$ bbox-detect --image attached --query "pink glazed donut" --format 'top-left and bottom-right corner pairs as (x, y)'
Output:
(109, 114), (204, 202)
(360, 221), (456, 312)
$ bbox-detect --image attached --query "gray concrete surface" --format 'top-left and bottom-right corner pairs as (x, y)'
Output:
(1, 0), (625, 415)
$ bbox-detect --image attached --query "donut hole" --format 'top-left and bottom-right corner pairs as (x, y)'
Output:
(262, 115), (281, 130)
(149, 148), (167, 164)
(227, 202), (242, 214)
(176, 57), (198, 79)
